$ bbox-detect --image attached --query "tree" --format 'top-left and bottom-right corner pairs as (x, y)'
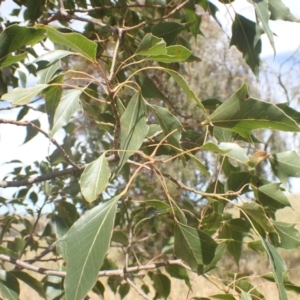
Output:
(1, 0), (300, 299)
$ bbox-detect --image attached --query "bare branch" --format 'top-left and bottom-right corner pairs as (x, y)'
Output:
(0, 253), (192, 278)
(0, 118), (80, 169)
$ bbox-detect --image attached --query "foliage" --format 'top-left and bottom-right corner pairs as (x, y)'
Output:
(0, 0), (300, 299)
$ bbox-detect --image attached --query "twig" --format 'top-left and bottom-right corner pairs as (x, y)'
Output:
(0, 166), (83, 188)
(108, 28), (123, 81)
(0, 118), (80, 169)
(25, 244), (56, 263)
(0, 253), (191, 278)
(0, 154), (118, 188)
(126, 277), (152, 300)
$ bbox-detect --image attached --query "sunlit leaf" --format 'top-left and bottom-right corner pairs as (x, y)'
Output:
(135, 33), (167, 56)
(272, 221), (300, 250)
(37, 60), (61, 84)
(80, 153), (111, 202)
(0, 25), (45, 60)
(269, 151), (300, 184)
(1, 84), (48, 105)
(58, 195), (120, 300)
(261, 240), (288, 300)
(51, 89), (83, 137)
(208, 84), (300, 138)
(150, 45), (192, 63)
(269, 0), (300, 22)
(37, 25), (97, 61)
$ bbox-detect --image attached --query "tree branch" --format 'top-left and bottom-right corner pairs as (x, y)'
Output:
(0, 253), (191, 278)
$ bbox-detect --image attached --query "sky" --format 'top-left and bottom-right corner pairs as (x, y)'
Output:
(1, 0), (300, 205)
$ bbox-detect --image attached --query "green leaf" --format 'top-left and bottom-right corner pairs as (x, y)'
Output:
(43, 276), (64, 300)
(261, 240), (288, 300)
(23, 119), (41, 144)
(269, 151), (300, 184)
(58, 195), (120, 300)
(51, 89), (83, 137)
(135, 75), (167, 101)
(0, 53), (27, 69)
(135, 33), (167, 56)
(38, 25), (97, 61)
(152, 273), (171, 299)
(277, 103), (300, 124)
(211, 294), (236, 300)
(256, 183), (290, 213)
(0, 270), (19, 300)
(249, 0), (275, 53)
(208, 84), (300, 138)
(33, 49), (74, 68)
(118, 282), (130, 299)
(0, 25), (45, 60)
(150, 45), (192, 63)
(219, 219), (249, 265)
(187, 153), (210, 178)
(241, 290), (252, 300)
(151, 22), (184, 45)
(119, 92), (149, 170)
(272, 221), (300, 250)
(10, 270), (46, 298)
(152, 105), (182, 149)
(240, 202), (275, 233)
(111, 230), (128, 246)
(225, 172), (251, 194)
(164, 68), (205, 110)
(80, 153), (111, 202)
(37, 60), (61, 84)
(165, 265), (191, 287)
(200, 142), (249, 164)
(269, 0), (300, 22)
(1, 84), (48, 105)
(184, 8), (201, 39)
(230, 14), (262, 76)
(174, 223), (218, 270)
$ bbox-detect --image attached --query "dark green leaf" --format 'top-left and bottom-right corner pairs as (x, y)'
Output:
(0, 270), (19, 300)
(119, 92), (149, 170)
(151, 22), (184, 45)
(174, 223), (218, 270)
(152, 105), (182, 149)
(152, 273), (171, 299)
(165, 265), (191, 287)
(0, 53), (27, 69)
(272, 221), (300, 250)
(118, 282), (130, 299)
(23, 119), (41, 144)
(230, 14), (262, 76)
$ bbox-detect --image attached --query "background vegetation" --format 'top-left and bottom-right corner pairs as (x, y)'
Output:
(1, 0), (300, 299)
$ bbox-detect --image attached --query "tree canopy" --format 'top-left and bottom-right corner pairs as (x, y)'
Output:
(1, 0), (300, 299)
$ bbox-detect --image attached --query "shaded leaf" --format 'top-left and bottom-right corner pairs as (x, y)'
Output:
(0, 270), (19, 300)
(152, 105), (182, 149)
(165, 265), (190, 287)
(136, 75), (167, 101)
(58, 195), (120, 300)
(1, 84), (48, 105)
(174, 222), (218, 270)
(51, 89), (83, 137)
(151, 22), (184, 45)
(23, 119), (41, 144)
(119, 92), (149, 170)
(230, 14), (262, 76)
(272, 221), (300, 250)
(152, 273), (171, 299)
(80, 153), (111, 202)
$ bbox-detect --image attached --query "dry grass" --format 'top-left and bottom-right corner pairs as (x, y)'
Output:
(13, 194), (300, 299)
